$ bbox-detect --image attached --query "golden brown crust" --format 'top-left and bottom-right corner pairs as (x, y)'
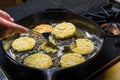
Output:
(12, 37), (36, 52)
(52, 22), (76, 40)
(41, 41), (58, 53)
(71, 39), (94, 54)
(60, 53), (85, 68)
(24, 53), (53, 69)
(33, 24), (53, 33)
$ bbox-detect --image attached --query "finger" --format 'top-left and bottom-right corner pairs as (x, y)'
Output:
(0, 10), (14, 22)
(13, 24), (29, 33)
(0, 17), (28, 33)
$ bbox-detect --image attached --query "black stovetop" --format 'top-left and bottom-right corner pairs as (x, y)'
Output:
(0, 1), (120, 80)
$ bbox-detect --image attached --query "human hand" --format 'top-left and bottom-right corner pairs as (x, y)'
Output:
(0, 10), (28, 40)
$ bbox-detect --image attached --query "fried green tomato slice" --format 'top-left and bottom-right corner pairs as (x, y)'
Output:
(60, 53), (85, 68)
(33, 24), (53, 33)
(41, 41), (58, 53)
(12, 37), (36, 52)
(52, 22), (76, 40)
(24, 53), (53, 69)
(71, 39), (94, 55)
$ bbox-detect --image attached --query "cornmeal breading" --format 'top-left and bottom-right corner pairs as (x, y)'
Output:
(71, 39), (94, 55)
(52, 22), (76, 40)
(60, 53), (85, 68)
(41, 41), (58, 53)
(24, 53), (53, 69)
(12, 37), (36, 52)
(33, 24), (53, 33)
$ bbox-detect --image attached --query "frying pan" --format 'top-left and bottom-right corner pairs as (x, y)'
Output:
(1, 9), (104, 80)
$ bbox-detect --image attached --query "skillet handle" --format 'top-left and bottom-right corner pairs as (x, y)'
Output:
(44, 8), (71, 12)
(114, 39), (120, 48)
(44, 69), (56, 80)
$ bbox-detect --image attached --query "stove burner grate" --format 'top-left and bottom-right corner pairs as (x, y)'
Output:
(84, 3), (120, 35)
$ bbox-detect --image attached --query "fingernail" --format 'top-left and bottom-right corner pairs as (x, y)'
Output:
(10, 18), (14, 22)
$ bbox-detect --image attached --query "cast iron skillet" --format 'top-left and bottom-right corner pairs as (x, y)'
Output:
(1, 9), (104, 80)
